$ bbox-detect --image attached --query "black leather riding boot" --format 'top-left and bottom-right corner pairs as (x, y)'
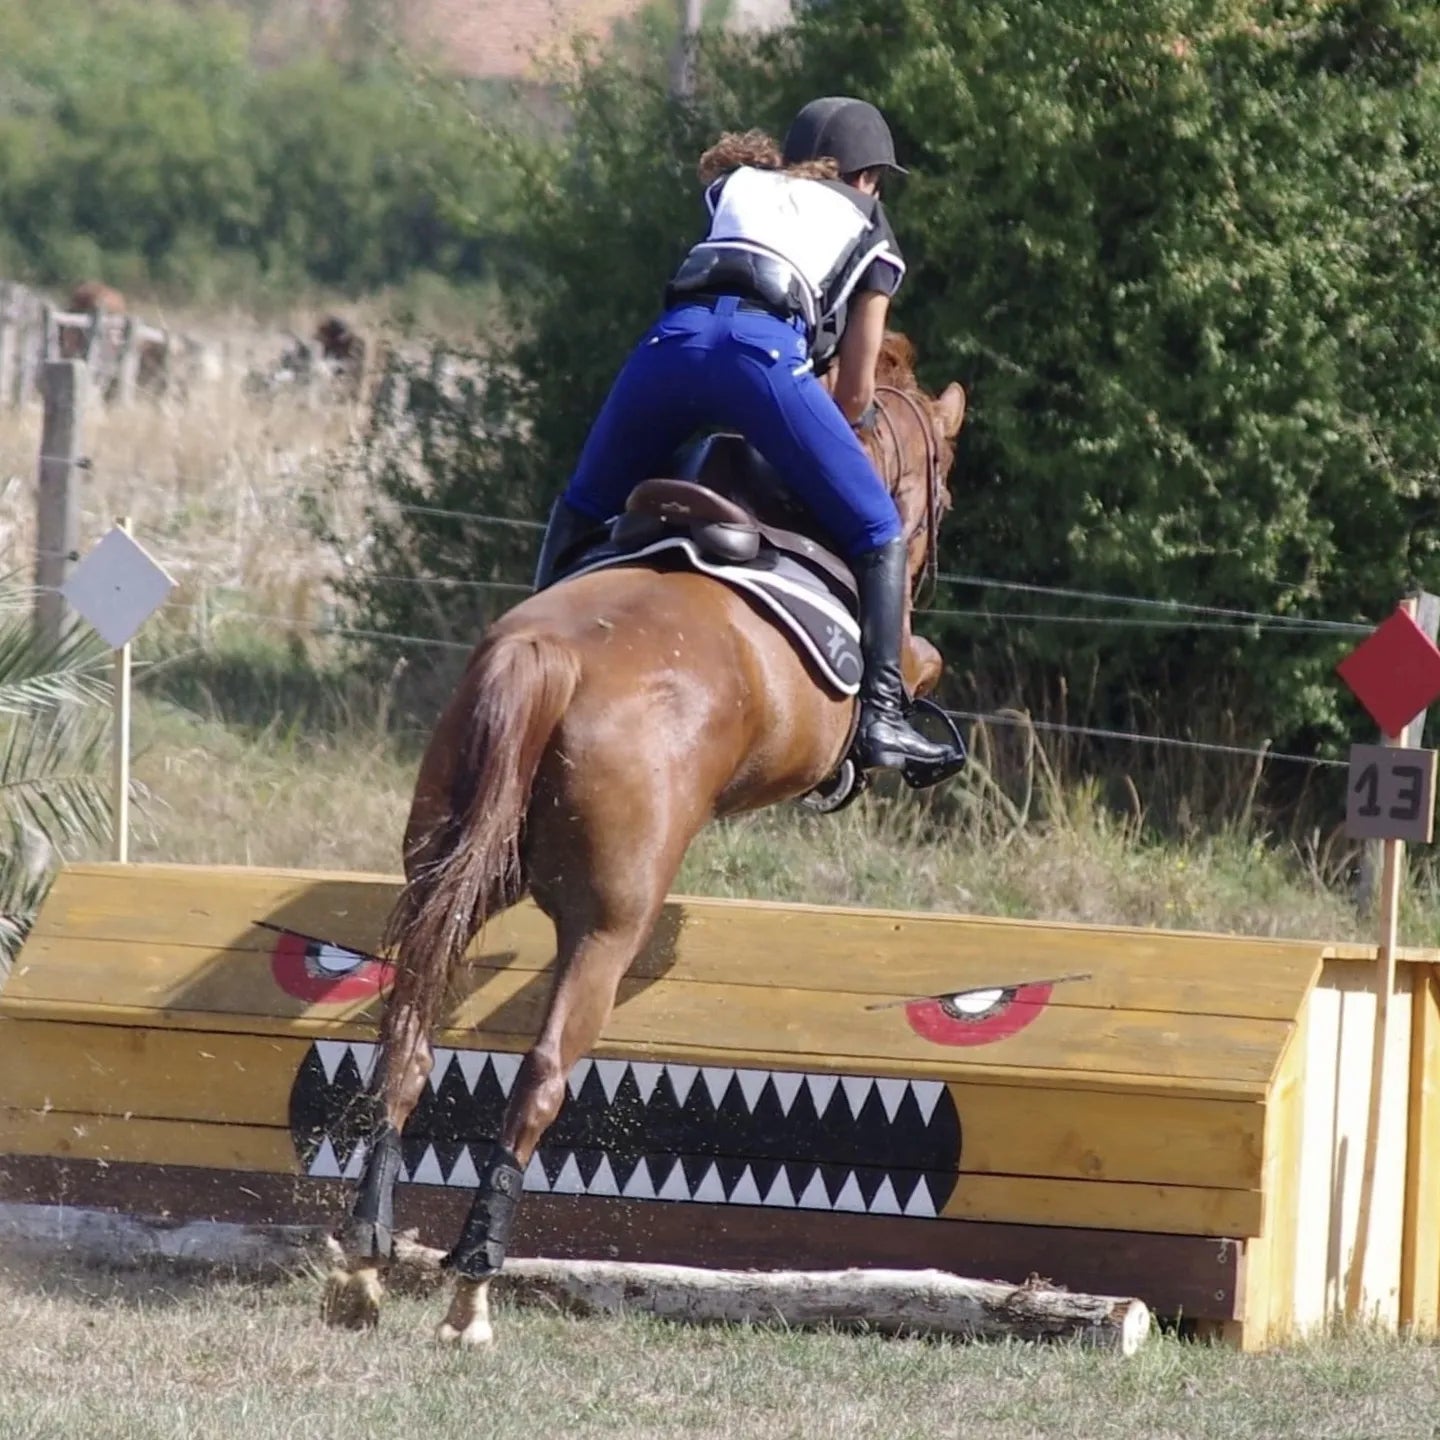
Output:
(853, 538), (964, 773)
(533, 497), (599, 591)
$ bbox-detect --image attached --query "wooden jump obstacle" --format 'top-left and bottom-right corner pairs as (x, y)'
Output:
(2, 862), (1438, 1350)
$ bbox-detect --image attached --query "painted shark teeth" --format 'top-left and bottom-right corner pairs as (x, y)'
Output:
(291, 1044), (960, 1220)
(414, 1048), (948, 1127)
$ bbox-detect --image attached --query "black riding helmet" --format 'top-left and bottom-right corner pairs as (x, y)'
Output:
(781, 97), (908, 177)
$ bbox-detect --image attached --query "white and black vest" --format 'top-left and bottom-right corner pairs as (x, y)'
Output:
(667, 166), (905, 368)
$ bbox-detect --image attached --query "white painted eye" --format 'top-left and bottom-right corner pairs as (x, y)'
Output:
(309, 942), (366, 977)
(946, 987), (1006, 1016)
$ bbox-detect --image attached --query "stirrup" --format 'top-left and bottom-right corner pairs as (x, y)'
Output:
(900, 698), (968, 790)
(800, 757), (869, 814)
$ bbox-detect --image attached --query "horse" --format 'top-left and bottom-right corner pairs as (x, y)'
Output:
(57, 281), (126, 362)
(321, 334), (967, 1344)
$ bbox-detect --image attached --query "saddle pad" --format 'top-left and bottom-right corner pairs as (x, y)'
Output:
(566, 536), (863, 696)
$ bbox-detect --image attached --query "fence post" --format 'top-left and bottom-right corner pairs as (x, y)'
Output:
(114, 317), (139, 407)
(16, 301), (45, 403)
(1356, 592), (1440, 914)
(34, 361), (88, 649)
(0, 284), (14, 410)
(84, 309), (104, 364)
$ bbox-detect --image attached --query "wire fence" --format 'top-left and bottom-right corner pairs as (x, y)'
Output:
(26, 493), (1377, 776)
(140, 590), (1349, 773)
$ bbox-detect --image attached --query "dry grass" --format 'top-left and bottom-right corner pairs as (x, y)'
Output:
(0, 365), (365, 633)
(1, 358), (1421, 939)
(0, 1258), (1437, 1440)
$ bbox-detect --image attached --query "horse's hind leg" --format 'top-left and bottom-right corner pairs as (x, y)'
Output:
(320, 968), (436, 1329)
(435, 896), (668, 1346)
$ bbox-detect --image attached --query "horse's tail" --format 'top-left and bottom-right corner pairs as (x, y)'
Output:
(380, 632), (580, 1053)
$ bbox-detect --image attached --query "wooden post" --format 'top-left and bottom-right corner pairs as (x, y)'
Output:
(17, 300), (46, 402)
(1346, 594), (1424, 1316)
(0, 283), (15, 410)
(33, 362), (88, 650)
(112, 517), (134, 864)
(1357, 595), (1440, 911)
(84, 309), (104, 365)
(1401, 963), (1440, 1331)
(669, 0), (703, 98)
(114, 317), (140, 407)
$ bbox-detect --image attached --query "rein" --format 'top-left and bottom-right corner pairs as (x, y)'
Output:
(874, 383), (942, 608)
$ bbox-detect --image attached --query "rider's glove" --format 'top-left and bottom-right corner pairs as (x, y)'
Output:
(852, 401), (879, 434)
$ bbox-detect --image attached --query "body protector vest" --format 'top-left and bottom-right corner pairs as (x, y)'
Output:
(666, 167), (905, 371)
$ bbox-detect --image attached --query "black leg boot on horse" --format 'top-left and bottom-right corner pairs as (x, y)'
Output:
(433, 1142), (525, 1345)
(320, 989), (436, 1330)
(852, 536), (965, 784)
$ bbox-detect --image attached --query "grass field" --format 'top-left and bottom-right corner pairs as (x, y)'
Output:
(0, 1260), (1436, 1440)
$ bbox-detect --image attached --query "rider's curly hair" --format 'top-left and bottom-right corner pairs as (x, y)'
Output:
(697, 130), (840, 185)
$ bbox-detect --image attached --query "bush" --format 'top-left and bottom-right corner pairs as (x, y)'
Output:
(339, 1), (1440, 827)
(0, 0), (509, 294)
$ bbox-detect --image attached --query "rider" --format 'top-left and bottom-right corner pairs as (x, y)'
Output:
(532, 97), (958, 776)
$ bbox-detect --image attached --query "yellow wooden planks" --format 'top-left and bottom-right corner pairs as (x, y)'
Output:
(1400, 964), (1440, 1333)
(0, 1020), (300, 1127)
(0, 1109), (295, 1174)
(939, 1173), (1261, 1239)
(0, 1106), (1260, 1237)
(2, 935), (1293, 1097)
(1290, 960), (1415, 1330)
(1228, 1002), (1308, 1350)
(25, 863), (1324, 1021)
(0, 1018), (1267, 1192)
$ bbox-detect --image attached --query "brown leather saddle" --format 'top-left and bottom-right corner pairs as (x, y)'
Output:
(611, 435), (857, 603)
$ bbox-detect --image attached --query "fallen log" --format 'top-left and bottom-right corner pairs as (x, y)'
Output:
(384, 1233), (1151, 1354)
(508, 1259), (1149, 1354)
(0, 1201), (331, 1275)
(0, 1203), (1150, 1353)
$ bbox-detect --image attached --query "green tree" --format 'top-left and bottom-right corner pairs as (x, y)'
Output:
(0, 0), (507, 293)
(346, 1), (1440, 789)
(775, 0), (1440, 755)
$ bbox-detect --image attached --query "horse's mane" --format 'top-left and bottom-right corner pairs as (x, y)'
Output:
(875, 333), (919, 389)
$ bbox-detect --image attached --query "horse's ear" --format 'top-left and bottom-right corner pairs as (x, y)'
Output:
(935, 382), (967, 440)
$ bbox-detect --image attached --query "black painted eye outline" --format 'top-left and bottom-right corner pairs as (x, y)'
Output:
(869, 973), (1090, 1047)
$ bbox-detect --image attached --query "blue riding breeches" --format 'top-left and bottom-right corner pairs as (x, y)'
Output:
(561, 296), (902, 561)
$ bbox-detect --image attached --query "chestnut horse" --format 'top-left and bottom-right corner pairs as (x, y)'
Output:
(322, 335), (966, 1343)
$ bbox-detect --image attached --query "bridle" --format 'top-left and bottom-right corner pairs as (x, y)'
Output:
(874, 383), (943, 607)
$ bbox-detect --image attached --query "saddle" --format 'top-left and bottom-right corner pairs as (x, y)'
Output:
(611, 435), (858, 603)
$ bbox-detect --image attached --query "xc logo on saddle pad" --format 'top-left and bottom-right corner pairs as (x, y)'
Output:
(290, 1043), (961, 1218)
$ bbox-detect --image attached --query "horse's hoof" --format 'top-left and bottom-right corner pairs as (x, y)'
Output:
(435, 1278), (493, 1347)
(435, 1317), (495, 1347)
(320, 1265), (383, 1330)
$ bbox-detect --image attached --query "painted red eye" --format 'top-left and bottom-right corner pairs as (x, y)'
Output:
(904, 981), (1056, 1046)
(270, 931), (394, 1003)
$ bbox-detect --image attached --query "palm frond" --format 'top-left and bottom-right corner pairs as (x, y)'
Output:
(0, 814), (56, 971)
(0, 588), (115, 969)
(0, 709), (111, 842)
(0, 615), (112, 716)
